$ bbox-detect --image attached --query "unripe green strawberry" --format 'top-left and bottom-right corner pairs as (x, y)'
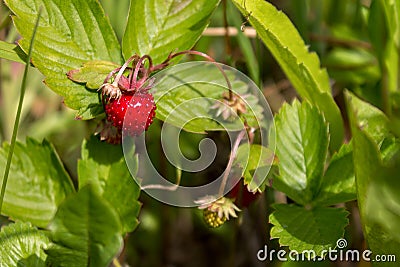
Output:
(203, 209), (227, 228)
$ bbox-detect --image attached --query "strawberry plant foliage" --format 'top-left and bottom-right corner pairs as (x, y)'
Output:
(0, 222), (50, 266)
(78, 136), (141, 234)
(4, 0), (123, 120)
(268, 101), (354, 255)
(347, 91), (400, 262)
(0, 138), (75, 228)
(46, 185), (123, 267)
(1, 0), (399, 265)
(4, 0), (221, 120)
(122, 0), (220, 64)
(232, 0), (344, 152)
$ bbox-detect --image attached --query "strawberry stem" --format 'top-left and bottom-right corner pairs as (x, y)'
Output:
(113, 54), (139, 86)
(131, 55), (153, 90)
(155, 50), (234, 100)
(218, 129), (246, 197)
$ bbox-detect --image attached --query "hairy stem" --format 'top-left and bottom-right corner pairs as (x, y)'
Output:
(218, 130), (247, 197)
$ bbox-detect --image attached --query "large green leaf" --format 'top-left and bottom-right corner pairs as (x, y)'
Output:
(0, 40), (26, 63)
(4, 0), (123, 119)
(232, 0), (344, 152)
(269, 204), (349, 257)
(151, 62), (265, 133)
(122, 0), (220, 64)
(78, 136), (141, 234)
(0, 222), (50, 267)
(347, 91), (400, 264)
(0, 138), (75, 228)
(270, 101), (329, 205)
(46, 185), (123, 267)
(312, 142), (356, 206)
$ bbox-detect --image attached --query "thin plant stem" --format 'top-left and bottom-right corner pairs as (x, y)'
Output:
(165, 50), (234, 100)
(141, 166), (182, 191)
(0, 9), (42, 214)
(218, 129), (246, 197)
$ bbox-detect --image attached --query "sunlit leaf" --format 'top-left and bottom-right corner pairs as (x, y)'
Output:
(0, 222), (49, 267)
(46, 185), (123, 267)
(122, 0), (220, 64)
(4, 0), (123, 119)
(0, 138), (75, 227)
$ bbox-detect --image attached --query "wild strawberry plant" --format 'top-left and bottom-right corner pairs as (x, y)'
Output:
(0, 0), (399, 266)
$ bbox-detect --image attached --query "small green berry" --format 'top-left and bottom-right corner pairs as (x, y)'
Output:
(203, 209), (226, 228)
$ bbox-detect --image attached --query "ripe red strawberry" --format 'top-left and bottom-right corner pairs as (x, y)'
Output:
(105, 93), (156, 136)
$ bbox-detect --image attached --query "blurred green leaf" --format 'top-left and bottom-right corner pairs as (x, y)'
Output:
(122, 0), (220, 64)
(270, 204), (349, 257)
(346, 90), (390, 143)
(68, 60), (120, 90)
(78, 136), (141, 234)
(347, 91), (400, 264)
(0, 138), (75, 227)
(0, 40), (26, 63)
(99, 0), (130, 40)
(324, 48), (380, 85)
(234, 143), (274, 192)
(368, 0), (399, 105)
(0, 222), (49, 267)
(4, 0), (123, 119)
(270, 100), (329, 205)
(312, 142), (356, 206)
(46, 184), (123, 267)
(226, 2), (260, 85)
(232, 0), (344, 152)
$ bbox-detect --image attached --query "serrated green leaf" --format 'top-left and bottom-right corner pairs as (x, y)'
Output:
(0, 40), (26, 63)
(0, 138), (75, 227)
(312, 142), (356, 206)
(232, 0), (344, 152)
(46, 184), (123, 267)
(151, 62), (265, 133)
(0, 222), (50, 267)
(347, 91), (400, 263)
(68, 60), (120, 90)
(78, 136), (141, 234)
(234, 143), (274, 192)
(4, 0), (123, 119)
(270, 101), (329, 205)
(269, 204), (349, 257)
(122, 0), (220, 64)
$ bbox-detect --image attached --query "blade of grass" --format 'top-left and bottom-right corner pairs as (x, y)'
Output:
(227, 1), (260, 85)
(0, 8), (42, 214)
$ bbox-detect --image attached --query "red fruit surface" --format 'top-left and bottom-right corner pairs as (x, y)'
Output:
(105, 93), (156, 136)
(228, 180), (261, 208)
